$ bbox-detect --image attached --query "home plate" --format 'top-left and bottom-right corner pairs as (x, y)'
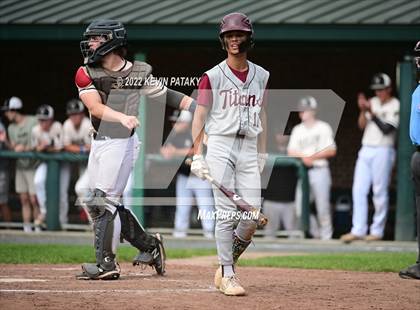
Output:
(0, 278), (49, 283)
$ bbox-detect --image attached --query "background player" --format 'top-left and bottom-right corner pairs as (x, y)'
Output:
(263, 127), (298, 239)
(341, 73), (400, 243)
(75, 19), (196, 280)
(191, 13), (269, 296)
(62, 99), (92, 222)
(2, 97), (41, 232)
(399, 41), (420, 280)
(287, 96), (337, 240)
(32, 104), (69, 227)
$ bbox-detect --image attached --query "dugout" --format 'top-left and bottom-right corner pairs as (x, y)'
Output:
(0, 0), (419, 240)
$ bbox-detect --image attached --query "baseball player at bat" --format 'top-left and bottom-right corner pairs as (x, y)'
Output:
(191, 13), (269, 296)
(74, 20), (196, 280)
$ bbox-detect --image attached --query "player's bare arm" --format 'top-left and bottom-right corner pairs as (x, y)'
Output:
(257, 105), (267, 154)
(192, 104), (209, 156)
(357, 93), (369, 130)
(309, 148), (337, 160)
(79, 91), (139, 130)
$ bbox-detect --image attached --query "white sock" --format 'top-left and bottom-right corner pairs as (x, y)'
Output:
(222, 265), (235, 277)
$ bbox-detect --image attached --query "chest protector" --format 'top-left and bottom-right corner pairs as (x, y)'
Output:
(86, 61), (152, 138)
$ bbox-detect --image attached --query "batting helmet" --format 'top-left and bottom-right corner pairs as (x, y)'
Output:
(36, 104), (54, 120)
(298, 96), (318, 111)
(370, 73), (392, 90)
(219, 13), (254, 52)
(66, 99), (84, 115)
(80, 19), (127, 65)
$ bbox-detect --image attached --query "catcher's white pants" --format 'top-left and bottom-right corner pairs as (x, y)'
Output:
(351, 145), (395, 237)
(88, 134), (139, 198)
(205, 134), (260, 266)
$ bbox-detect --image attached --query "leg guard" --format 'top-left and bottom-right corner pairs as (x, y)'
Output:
(232, 232), (251, 264)
(118, 207), (166, 275)
(232, 220), (257, 263)
(77, 189), (120, 280)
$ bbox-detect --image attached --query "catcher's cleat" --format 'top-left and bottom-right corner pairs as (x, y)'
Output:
(214, 266), (222, 289)
(150, 233), (166, 275)
(219, 276), (246, 296)
(133, 251), (154, 266)
(399, 264), (420, 280)
(76, 262), (120, 280)
(135, 233), (166, 275)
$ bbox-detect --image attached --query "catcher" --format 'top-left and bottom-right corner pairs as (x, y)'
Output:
(74, 20), (196, 280)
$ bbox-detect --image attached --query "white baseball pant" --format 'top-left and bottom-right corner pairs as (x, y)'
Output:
(351, 145), (395, 237)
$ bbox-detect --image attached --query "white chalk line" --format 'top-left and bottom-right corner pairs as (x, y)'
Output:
(0, 287), (216, 294)
(0, 278), (49, 283)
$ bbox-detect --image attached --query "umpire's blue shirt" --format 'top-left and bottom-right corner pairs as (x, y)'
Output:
(410, 84), (420, 146)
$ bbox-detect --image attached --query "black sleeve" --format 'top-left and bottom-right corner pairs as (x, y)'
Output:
(166, 89), (197, 113)
(372, 115), (396, 134)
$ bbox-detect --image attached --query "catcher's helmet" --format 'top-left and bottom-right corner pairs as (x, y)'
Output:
(370, 73), (392, 90)
(80, 19), (127, 65)
(414, 41), (420, 71)
(36, 104), (54, 120)
(66, 99), (84, 115)
(219, 13), (254, 52)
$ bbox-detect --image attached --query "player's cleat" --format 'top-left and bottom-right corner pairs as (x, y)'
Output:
(76, 262), (120, 280)
(399, 264), (420, 280)
(214, 266), (222, 289)
(133, 251), (154, 266)
(219, 275), (246, 296)
(137, 233), (166, 275)
(364, 234), (382, 242)
(340, 233), (363, 243)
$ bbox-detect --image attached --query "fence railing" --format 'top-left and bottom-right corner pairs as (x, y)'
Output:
(0, 151), (310, 234)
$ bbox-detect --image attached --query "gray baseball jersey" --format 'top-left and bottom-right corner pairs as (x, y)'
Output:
(204, 60), (269, 137)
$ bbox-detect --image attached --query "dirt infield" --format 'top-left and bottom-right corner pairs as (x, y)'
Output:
(1, 259), (419, 310)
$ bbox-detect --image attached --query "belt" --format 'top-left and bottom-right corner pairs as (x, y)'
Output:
(93, 130), (134, 140)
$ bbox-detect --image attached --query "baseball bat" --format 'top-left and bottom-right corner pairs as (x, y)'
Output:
(185, 158), (268, 227)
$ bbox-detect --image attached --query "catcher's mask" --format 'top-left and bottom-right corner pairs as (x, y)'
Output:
(219, 12), (254, 53)
(80, 19), (127, 65)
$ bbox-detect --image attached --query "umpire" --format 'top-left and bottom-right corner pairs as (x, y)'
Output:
(399, 40), (420, 280)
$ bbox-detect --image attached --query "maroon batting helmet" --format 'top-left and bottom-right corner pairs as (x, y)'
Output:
(219, 12), (254, 52)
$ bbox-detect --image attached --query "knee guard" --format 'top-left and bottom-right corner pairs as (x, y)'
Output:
(86, 189), (118, 271)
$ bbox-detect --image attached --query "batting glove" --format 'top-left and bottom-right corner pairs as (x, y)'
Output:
(191, 154), (209, 179)
(258, 153), (268, 174)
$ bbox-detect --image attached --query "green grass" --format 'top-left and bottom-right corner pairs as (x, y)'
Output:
(239, 252), (417, 272)
(0, 244), (416, 272)
(0, 244), (216, 264)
